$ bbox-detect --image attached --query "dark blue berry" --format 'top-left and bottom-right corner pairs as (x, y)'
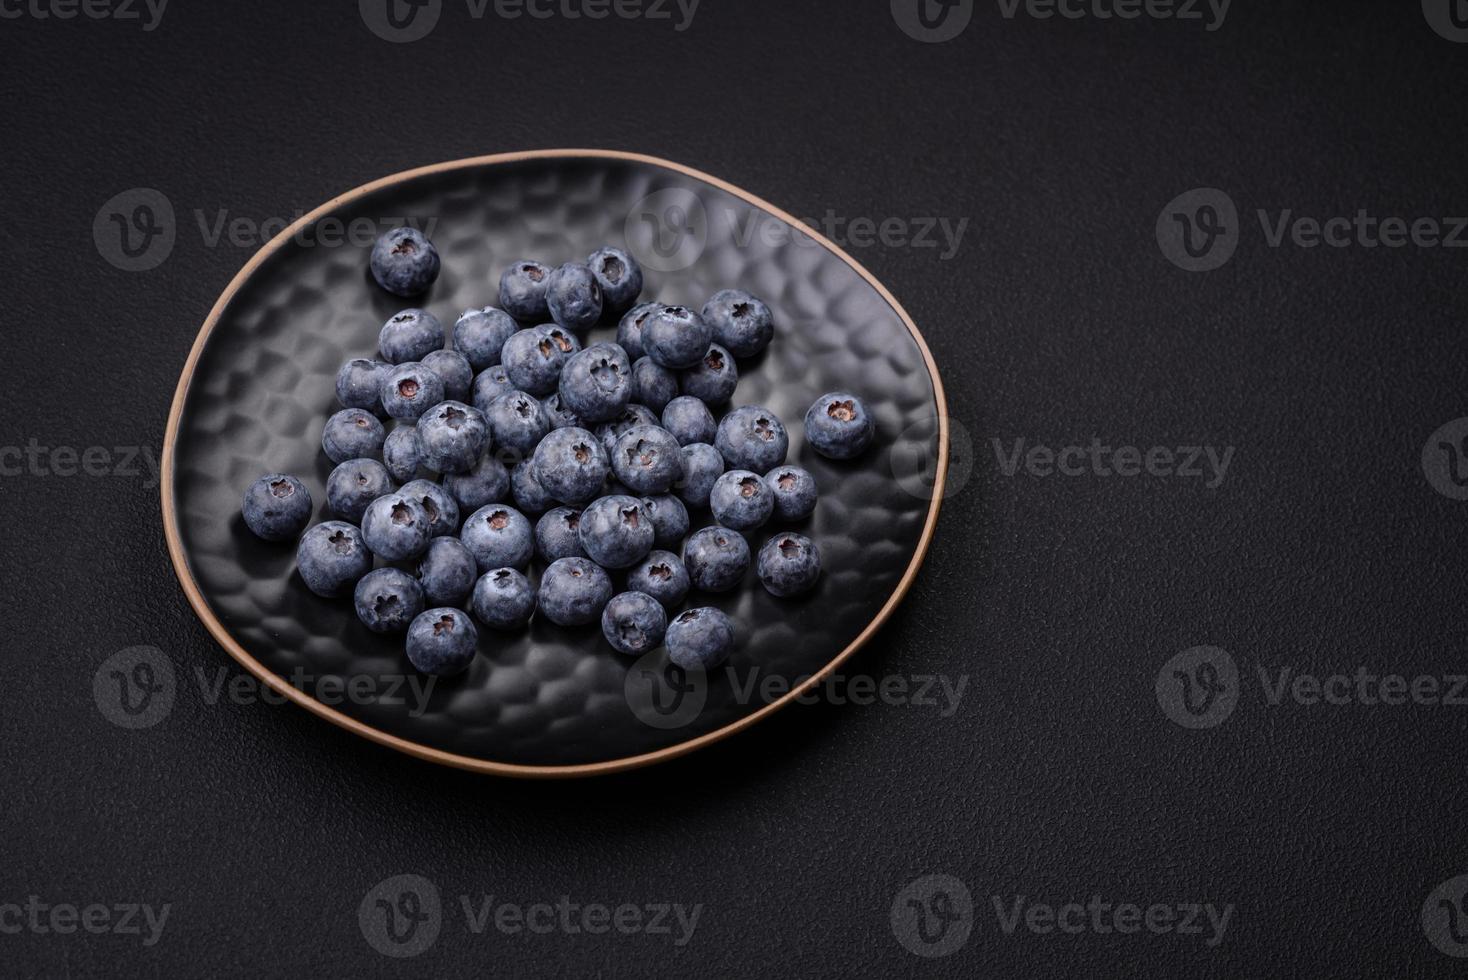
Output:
(535, 506), (587, 562)
(297, 521), (372, 597)
(537, 557), (613, 627)
(578, 494), (654, 569)
(587, 247), (644, 315)
(371, 227), (440, 298)
(421, 349), (473, 403)
(406, 608), (478, 677)
(471, 568), (536, 630)
(627, 550), (690, 609)
(460, 504), (533, 572)
(630, 356), (678, 413)
(531, 427), (609, 506)
(361, 492), (432, 561)
(701, 289), (773, 358)
(666, 607), (735, 670)
(336, 358), (387, 413)
(683, 526), (749, 593)
(675, 443), (724, 509)
(242, 473), (312, 541)
(471, 364), (516, 412)
(354, 568), (425, 634)
(766, 465), (818, 522)
(416, 400), (490, 474)
(453, 307), (518, 371)
(499, 260), (552, 322)
(661, 395), (717, 446)
(327, 458), (394, 524)
(642, 305), (711, 369)
(322, 408), (385, 464)
(416, 536), (478, 606)
(595, 404), (661, 458)
(715, 405), (788, 472)
(502, 323), (581, 396)
(601, 591), (667, 655)
(439, 455), (508, 515)
(757, 533), (822, 597)
(399, 479), (461, 539)
(804, 391), (875, 460)
(640, 493), (690, 550)
(616, 302), (664, 361)
(678, 344), (738, 405)
(559, 343), (632, 423)
(381, 362), (446, 420)
(540, 391), (582, 430)
(378, 309), (445, 364)
(709, 470), (773, 531)
(546, 263), (604, 332)
(382, 424), (423, 483)
(510, 458), (557, 515)
(485, 390), (549, 459)
(611, 424), (684, 495)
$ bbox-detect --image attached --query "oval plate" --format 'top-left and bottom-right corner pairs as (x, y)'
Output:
(162, 150), (948, 778)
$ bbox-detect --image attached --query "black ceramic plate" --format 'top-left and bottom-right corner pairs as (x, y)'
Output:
(162, 150), (948, 777)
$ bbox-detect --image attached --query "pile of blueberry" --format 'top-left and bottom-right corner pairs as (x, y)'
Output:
(241, 226), (876, 678)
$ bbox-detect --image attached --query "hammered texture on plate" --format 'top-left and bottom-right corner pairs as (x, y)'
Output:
(170, 154), (941, 768)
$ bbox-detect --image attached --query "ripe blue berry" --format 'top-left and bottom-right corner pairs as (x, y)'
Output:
(471, 364), (516, 412)
(382, 424), (423, 482)
(322, 408), (385, 464)
(666, 607), (736, 671)
(535, 506), (587, 562)
(642, 305), (711, 369)
(678, 344), (738, 406)
(416, 400), (490, 474)
(661, 396), (716, 446)
(336, 358), (388, 413)
(370, 227), (440, 298)
(361, 492), (432, 561)
(510, 459), (557, 515)
(485, 390), (549, 458)
(471, 567), (536, 630)
(546, 263), (604, 332)
(675, 443), (724, 510)
(587, 246), (644, 315)
(453, 307), (518, 371)
(439, 455), (508, 515)
(378, 309), (445, 364)
(499, 260), (552, 322)
(715, 405), (788, 472)
(596, 404), (661, 458)
(380, 362), (446, 420)
(406, 608), (478, 677)
(502, 323), (581, 396)
(242, 473), (313, 541)
(617, 302), (665, 361)
(627, 550), (690, 609)
(537, 557), (614, 627)
(601, 591), (667, 655)
(460, 504), (533, 572)
(354, 568), (425, 634)
(559, 343), (632, 423)
(709, 470), (774, 531)
(766, 465), (818, 522)
(326, 458), (394, 524)
(415, 536), (478, 606)
(701, 289), (774, 358)
(296, 521), (372, 597)
(399, 479), (461, 539)
(640, 493), (690, 550)
(611, 424), (684, 495)
(630, 356), (678, 413)
(531, 427), (609, 506)
(540, 392), (581, 430)
(421, 349), (473, 403)
(683, 526), (750, 592)
(578, 494), (654, 569)
(757, 533), (822, 597)
(804, 391), (875, 460)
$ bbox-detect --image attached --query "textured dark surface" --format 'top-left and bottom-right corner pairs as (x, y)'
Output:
(171, 153), (941, 768)
(6, 0), (1468, 977)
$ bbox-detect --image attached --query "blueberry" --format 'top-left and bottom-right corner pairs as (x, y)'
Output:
(354, 568), (425, 634)
(595, 404), (661, 458)
(715, 405), (788, 472)
(642, 306), (711, 369)
(674, 443), (724, 509)
(630, 357), (678, 413)
(601, 591), (667, 655)
(502, 323), (581, 396)
(378, 309), (445, 364)
(361, 492), (432, 561)
(416, 400), (490, 474)
(701, 289), (774, 358)
(485, 390), (549, 459)
(804, 391), (875, 460)
(766, 465), (818, 522)
(661, 396), (717, 446)
(666, 607), (736, 671)
(439, 455), (508, 515)
(510, 459), (557, 515)
(453, 307), (518, 371)
(757, 533), (822, 597)
(382, 425), (423, 482)
(406, 608), (478, 677)
(578, 494), (654, 569)
(586, 246), (644, 315)
(322, 408), (385, 464)
(559, 342), (632, 423)
(627, 550), (690, 609)
(546, 263), (604, 332)
(471, 364), (516, 412)
(540, 392), (582, 430)
(460, 504), (533, 572)
(399, 479), (461, 539)
(537, 557), (614, 627)
(679, 344), (738, 406)
(616, 302), (665, 361)
(326, 458), (394, 524)
(296, 521), (372, 597)
(370, 227), (440, 298)
(415, 536), (478, 606)
(499, 259), (552, 322)
(242, 473), (312, 541)
(381, 362), (446, 421)
(421, 349), (473, 403)
(336, 358), (387, 413)
(683, 526), (750, 592)
(640, 493), (690, 549)
(471, 567), (536, 630)
(611, 424), (684, 495)
(710, 470), (774, 531)
(531, 427), (609, 506)
(535, 506), (587, 562)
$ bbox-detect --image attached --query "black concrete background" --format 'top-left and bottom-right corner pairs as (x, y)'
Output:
(5, 0), (1468, 976)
